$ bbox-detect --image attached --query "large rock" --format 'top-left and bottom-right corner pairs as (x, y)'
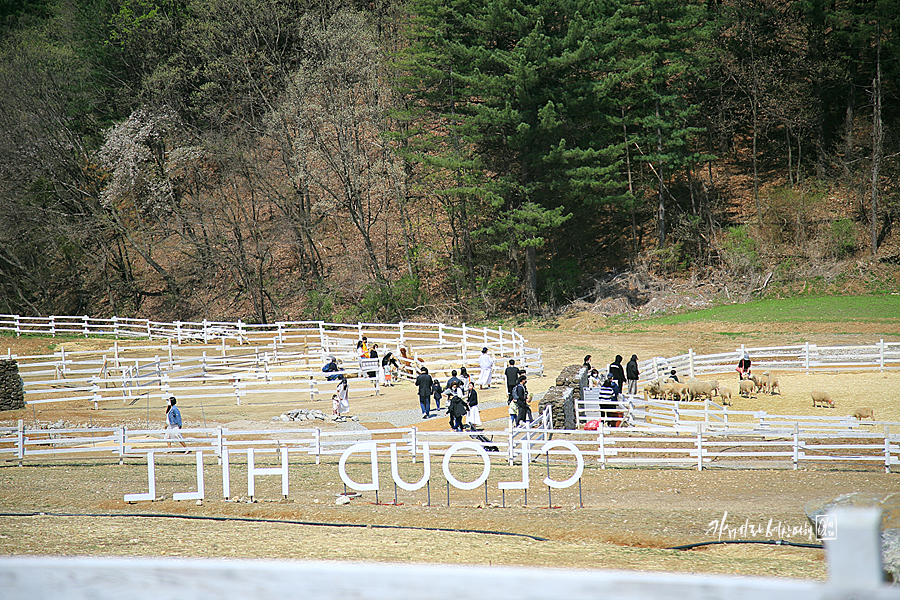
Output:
(0, 359), (24, 411)
(804, 492), (900, 582)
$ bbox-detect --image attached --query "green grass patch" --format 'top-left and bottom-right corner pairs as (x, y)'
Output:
(627, 294), (900, 326)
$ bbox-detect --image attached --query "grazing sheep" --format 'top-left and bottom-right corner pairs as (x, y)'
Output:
(811, 390), (835, 408)
(739, 380), (755, 397)
(708, 380), (720, 396)
(687, 380), (715, 401)
(719, 387), (732, 406)
(644, 380), (662, 399)
(853, 407), (874, 420)
(761, 371), (781, 395)
(670, 382), (689, 401)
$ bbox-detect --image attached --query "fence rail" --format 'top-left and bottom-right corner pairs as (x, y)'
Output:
(638, 340), (900, 382)
(0, 314), (543, 406)
(4, 419), (899, 472)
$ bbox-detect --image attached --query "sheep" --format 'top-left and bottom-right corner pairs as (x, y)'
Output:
(853, 407), (874, 421)
(670, 382), (688, 401)
(708, 380), (720, 396)
(750, 373), (766, 394)
(719, 387), (732, 406)
(761, 371), (781, 395)
(739, 380), (755, 397)
(687, 380), (715, 401)
(644, 380), (662, 399)
(811, 390), (835, 408)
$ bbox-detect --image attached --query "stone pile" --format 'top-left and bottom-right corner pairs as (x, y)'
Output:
(537, 364), (584, 430)
(0, 359), (24, 411)
(273, 408), (328, 422)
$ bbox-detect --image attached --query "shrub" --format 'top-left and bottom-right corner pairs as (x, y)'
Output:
(720, 225), (760, 276)
(829, 218), (856, 259)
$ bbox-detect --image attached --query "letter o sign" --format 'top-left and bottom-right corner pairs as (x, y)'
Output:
(441, 441), (491, 490)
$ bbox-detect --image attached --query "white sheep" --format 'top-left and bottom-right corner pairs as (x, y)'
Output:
(739, 380), (755, 397)
(811, 390), (834, 408)
(853, 407), (874, 420)
(720, 387), (732, 406)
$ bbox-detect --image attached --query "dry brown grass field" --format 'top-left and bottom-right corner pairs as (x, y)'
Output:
(2, 315), (900, 580)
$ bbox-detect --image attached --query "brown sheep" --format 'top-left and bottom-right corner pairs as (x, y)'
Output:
(811, 390), (835, 408)
(853, 407), (874, 420)
(739, 380), (755, 397)
(720, 387), (732, 406)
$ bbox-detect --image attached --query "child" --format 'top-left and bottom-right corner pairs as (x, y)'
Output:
(332, 394), (340, 416)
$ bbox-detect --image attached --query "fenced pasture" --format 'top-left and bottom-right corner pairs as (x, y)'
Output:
(637, 340), (900, 381)
(0, 315), (542, 410)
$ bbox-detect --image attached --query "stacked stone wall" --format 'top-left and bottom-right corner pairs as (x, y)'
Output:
(0, 360), (24, 411)
(538, 364), (585, 430)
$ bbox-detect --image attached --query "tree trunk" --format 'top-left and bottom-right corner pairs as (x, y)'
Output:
(524, 244), (538, 314)
(870, 28), (883, 256)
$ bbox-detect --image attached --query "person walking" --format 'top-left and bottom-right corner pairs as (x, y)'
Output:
(447, 381), (468, 432)
(165, 397), (187, 449)
(626, 354), (640, 396)
(505, 359), (522, 401)
(465, 382), (482, 430)
(513, 375), (531, 425)
(476, 347), (494, 389)
(336, 375), (350, 415)
(416, 367), (434, 418)
(432, 377), (443, 411)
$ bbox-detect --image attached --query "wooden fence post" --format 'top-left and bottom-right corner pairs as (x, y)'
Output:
(598, 423), (606, 468)
(885, 426), (892, 474)
(826, 507), (883, 588)
(792, 423), (800, 470)
(695, 425), (703, 471)
(17, 419), (24, 465)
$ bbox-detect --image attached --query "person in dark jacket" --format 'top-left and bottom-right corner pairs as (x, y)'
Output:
(513, 375), (531, 424)
(432, 378), (443, 410)
(625, 354), (640, 395)
(608, 355), (625, 393)
(447, 381), (468, 431)
(322, 356), (341, 381)
(415, 367), (434, 418)
(505, 359), (523, 401)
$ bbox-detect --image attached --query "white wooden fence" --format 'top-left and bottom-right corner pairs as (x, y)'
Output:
(0, 315), (542, 407)
(4, 418), (898, 473)
(638, 340), (900, 381)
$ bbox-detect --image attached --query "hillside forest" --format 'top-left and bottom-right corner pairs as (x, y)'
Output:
(1, 0), (899, 323)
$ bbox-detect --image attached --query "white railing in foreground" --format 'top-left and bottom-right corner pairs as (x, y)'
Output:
(2, 506), (897, 600)
(638, 340), (900, 381)
(3, 419), (899, 472)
